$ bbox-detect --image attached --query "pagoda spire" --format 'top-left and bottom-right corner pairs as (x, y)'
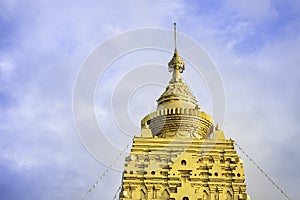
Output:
(156, 23), (199, 111)
(168, 23), (185, 83)
(174, 22), (178, 51)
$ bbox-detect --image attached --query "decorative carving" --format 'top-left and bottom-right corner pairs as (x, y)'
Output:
(215, 188), (219, 200)
(226, 191), (233, 200)
(120, 138), (249, 199)
(161, 189), (170, 198)
(203, 190), (209, 200)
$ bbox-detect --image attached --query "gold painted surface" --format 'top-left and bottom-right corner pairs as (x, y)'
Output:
(119, 23), (250, 200)
(120, 136), (250, 200)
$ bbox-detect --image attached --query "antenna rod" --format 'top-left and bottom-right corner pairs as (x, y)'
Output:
(174, 22), (177, 50)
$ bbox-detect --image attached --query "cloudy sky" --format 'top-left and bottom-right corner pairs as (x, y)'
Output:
(1, 0), (300, 199)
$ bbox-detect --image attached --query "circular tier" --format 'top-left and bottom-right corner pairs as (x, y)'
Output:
(141, 107), (214, 139)
(157, 81), (198, 110)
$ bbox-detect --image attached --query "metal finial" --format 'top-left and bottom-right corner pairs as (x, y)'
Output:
(174, 22), (177, 50)
(168, 22), (185, 82)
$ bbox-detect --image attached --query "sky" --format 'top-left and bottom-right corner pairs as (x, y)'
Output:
(1, 0), (300, 199)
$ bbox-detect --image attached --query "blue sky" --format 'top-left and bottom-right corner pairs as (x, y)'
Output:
(1, 0), (300, 199)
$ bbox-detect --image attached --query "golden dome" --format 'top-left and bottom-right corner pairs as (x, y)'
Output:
(141, 23), (214, 139)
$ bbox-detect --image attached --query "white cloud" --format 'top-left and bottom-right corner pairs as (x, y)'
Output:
(226, 0), (277, 22)
(0, 60), (14, 82)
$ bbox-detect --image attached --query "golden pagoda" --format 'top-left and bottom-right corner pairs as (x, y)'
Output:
(119, 23), (250, 200)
